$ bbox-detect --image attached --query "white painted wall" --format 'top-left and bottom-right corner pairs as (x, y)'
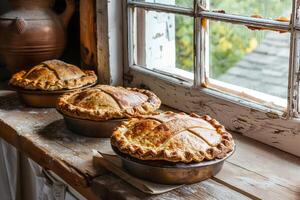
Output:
(107, 0), (124, 85)
(143, 0), (176, 69)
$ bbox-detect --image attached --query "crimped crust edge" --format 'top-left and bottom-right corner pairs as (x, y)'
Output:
(10, 70), (97, 91)
(57, 86), (162, 121)
(111, 112), (235, 163)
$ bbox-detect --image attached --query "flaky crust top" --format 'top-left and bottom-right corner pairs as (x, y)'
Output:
(9, 60), (97, 91)
(57, 85), (161, 121)
(111, 112), (235, 163)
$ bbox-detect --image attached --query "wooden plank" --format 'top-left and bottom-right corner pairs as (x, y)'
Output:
(0, 91), (107, 178)
(92, 174), (250, 200)
(0, 119), (100, 200)
(212, 132), (300, 200)
(0, 91), (105, 199)
(96, 0), (110, 84)
(106, 0), (124, 85)
(214, 162), (299, 200)
(80, 0), (98, 69)
(229, 133), (300, 192)
(96, 0), (123, 85)
(37, 118), (110, 177)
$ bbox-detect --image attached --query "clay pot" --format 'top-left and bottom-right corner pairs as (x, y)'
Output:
(0, 0), (75, 73)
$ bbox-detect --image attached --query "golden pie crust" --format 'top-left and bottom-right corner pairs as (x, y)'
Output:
(9, 60), (97, 91)
(57, 85), (161, 120)
(111, 112), (235, 163)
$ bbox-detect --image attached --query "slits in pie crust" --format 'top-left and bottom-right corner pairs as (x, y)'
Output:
(57, 85), (161, 120)
(111, 111), (235, 163)
(10, 60), (97, 91)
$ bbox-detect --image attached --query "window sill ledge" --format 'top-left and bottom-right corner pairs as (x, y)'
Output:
(0, 90), (299, 199)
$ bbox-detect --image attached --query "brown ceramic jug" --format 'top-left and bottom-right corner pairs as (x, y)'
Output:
(0, 0), (75, 73)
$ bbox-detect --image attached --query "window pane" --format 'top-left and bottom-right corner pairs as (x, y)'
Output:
(134, 8), (194, 80)
(209, 21), (289, 102)
(210, 0), (291, 19)
(132, 0), (194, 8)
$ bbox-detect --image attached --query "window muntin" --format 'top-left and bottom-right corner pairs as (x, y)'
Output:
(132, 0), (194, 8)
(210, 0), (292, 19)
(126, 0), (299, 116)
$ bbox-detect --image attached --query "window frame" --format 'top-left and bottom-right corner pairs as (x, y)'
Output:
(122, 0), (300, 157)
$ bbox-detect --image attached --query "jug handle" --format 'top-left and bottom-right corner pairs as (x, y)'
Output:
(59, 0), (75, 28)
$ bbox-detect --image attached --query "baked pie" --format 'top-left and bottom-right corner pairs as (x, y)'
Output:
(9, 60), (97, 91)
(57, 85), (161, 121)
(111, 112), (234, 163)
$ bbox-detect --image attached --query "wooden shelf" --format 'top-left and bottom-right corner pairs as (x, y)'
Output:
(0, 90), (299, 200)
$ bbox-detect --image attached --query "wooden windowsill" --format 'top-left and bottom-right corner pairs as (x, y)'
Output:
(0, 90), (299, 200)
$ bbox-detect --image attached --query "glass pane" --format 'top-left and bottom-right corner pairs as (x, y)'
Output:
(132, 0), (194, 8)
(134, 8), (194, 80)
(209, 21), (290, 101)
(210, 0), (292, 19)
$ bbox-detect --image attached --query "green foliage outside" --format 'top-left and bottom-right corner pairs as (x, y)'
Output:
(175, 1), (194, 72)
(175, 0), (291, 77)
(175, 15), (194, 72)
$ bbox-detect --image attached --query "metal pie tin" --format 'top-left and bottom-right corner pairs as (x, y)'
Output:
(112, 145), (235, 185)
(59, 112), (125, 138)
(13, 83), (95, 108)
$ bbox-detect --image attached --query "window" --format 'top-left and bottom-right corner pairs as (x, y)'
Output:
(123, 0), (300, 156)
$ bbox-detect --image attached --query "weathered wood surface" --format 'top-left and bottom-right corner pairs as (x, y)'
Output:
(215, 133), (300, 200)
(92, 175), (251, 200)
(92, 132), (300, 200)
(96, 0), (110, 84)
(106, 0), (124, 85)
(96, 0), (123, 85)
(125, 70), (300, 157)
(0, 91), (106, 199)
(1, 90), (300, 200)
(80, 0), (98, 69)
